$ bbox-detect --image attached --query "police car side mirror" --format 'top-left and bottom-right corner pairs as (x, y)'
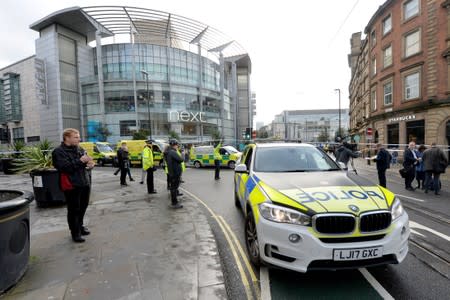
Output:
(235, 164), (248, 174)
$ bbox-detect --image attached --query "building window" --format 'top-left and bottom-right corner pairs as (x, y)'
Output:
(371, 57), (377, 75)
(119, 120), (136, 136)
(371, 88), (377, 111)
(404, 0), (419, 20)
(383, 81), (393, 106)
(12, 127), (24, 142)
(405, 30), (420, 57)
(371, 30), (376, 46)
(404, 72), (420, 100)
(387, 124), (399, 147)
(383, 45), (392, 68)
(382, 15), (392, 35)
(406, 120), (424, 145)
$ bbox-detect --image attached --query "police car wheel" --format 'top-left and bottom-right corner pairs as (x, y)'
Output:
(245, 211), (261, 266)
(98, 159), (105, 166)
(194, 161), (201, 168)
(228, 161), (236, 169)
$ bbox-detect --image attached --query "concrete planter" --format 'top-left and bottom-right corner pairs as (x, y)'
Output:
(0, 190), (34, 294)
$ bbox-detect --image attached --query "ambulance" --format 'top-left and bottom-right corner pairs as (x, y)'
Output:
(190, 145), (242, 169)
(116, 140), (165, 166)
(79, 142), (117, 166)
(234, 143), (409, 273)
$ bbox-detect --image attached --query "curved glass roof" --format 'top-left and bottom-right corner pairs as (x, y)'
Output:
(31, 6), (248, 59)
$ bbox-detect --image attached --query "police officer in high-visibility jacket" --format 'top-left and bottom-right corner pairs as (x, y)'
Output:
(213, 141), (222, 180)
(143, 139), (156, 194)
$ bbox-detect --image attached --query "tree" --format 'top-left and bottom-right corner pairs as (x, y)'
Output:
(211, 129), (222, 141)
(133, 129), (149, 140)
(97, 123), (111, 142)
(317, 128), (329, 142)
(168, 130), (180, 141)
(257, 129), (269, 139)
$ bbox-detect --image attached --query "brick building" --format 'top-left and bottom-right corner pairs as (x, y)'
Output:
(349, 0), (450, 159)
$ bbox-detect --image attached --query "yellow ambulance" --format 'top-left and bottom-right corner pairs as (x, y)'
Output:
(116, 140), (165, 166)
(79, 142), (117, 166)
(190, 145), (242, 169)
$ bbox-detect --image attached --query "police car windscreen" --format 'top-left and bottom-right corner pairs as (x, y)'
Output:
(254, 146), (340, 172)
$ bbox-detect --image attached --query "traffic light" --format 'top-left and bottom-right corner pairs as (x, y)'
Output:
(245, 127), (251, 140)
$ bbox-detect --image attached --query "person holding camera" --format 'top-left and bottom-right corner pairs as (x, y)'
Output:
(335, 141), (359, 170)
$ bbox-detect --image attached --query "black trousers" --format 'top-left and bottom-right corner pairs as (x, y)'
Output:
(377, 169), (387, 188)
(120, 167), (127, 184)
(64, 186), (90, 236)
(169, 176), (181, 205)
(404, 166), (415, 188)
(214, 160), (221, 179)
(146, 168), (154, 193)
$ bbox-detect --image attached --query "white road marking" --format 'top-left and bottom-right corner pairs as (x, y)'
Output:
(397, 194), (425, 202)
(410, 229), (426, 238)
(359, 268), (394, 300)
(409, 221), (450, 242)
(260, 267), (271, 300)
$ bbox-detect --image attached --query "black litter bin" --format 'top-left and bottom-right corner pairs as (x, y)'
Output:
(31, 169), (65, 207)
(1, 158), (15, 175)
(0, 190), (34, 294)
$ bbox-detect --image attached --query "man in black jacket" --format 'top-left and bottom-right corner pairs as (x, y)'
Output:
(374, 143), (392, 188)
(116, 142), (129, 186)
(52, 128), (95, 243)
(403, 141), (418, 191)
(166, 139), (184, 209)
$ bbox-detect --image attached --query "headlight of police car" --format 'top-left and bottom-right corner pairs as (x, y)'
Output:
(391, 197), (404, 221)
(259, 203), (311, 226)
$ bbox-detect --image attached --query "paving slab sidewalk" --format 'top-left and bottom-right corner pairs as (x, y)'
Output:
(0, 168), (226, 300)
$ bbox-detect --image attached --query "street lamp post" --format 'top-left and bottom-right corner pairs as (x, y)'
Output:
(141, 70), (151, 138)
(334, 88), (341, 139)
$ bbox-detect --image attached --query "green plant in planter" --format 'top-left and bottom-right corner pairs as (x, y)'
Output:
(13, 140), (54, 174)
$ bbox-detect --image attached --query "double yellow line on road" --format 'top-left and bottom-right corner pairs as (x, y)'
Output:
(180, 188), (260, 300)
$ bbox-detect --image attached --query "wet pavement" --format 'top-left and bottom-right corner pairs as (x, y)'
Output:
(0, 168), (226, 300)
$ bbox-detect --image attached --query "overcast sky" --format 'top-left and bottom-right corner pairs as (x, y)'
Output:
(0, 0), (386, 125)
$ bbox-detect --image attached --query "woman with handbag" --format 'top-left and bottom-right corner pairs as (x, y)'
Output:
(403, 141), (418, 191)
(52, 128), (95, 243)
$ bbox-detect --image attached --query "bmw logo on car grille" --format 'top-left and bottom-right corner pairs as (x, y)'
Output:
(349, 205), (359, 212)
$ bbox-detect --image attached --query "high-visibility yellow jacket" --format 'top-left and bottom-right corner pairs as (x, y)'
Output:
(214, 143), (222, 160)
(177, 150), (186, 172)
(142, 146), (154, 171)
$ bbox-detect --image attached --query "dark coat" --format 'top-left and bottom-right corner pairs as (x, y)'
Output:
(52, 143), (90, 187)
(403, 148), (417, 168)
(335, 145), (358, 165)
(166, 148), (183, 178)
(422, 147), (448, 173)
(117, 148), (129, 168)
(375, 148), (391, 171)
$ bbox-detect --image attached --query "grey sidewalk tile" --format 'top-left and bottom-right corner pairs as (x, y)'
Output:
(0, 169), (225, 299)
(198, 284), (227, 300)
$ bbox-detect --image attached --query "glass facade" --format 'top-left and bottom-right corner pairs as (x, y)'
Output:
(0, 74), (22, 122)
(406, 120), (425, 145)
(82, 43), (233, 142)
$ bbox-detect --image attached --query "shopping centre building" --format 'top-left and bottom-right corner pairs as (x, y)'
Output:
(348, 0), (450, 156)
(0, 6), (253, 145)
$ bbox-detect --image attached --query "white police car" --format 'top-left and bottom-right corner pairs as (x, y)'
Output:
(234, 143), (409, 272)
